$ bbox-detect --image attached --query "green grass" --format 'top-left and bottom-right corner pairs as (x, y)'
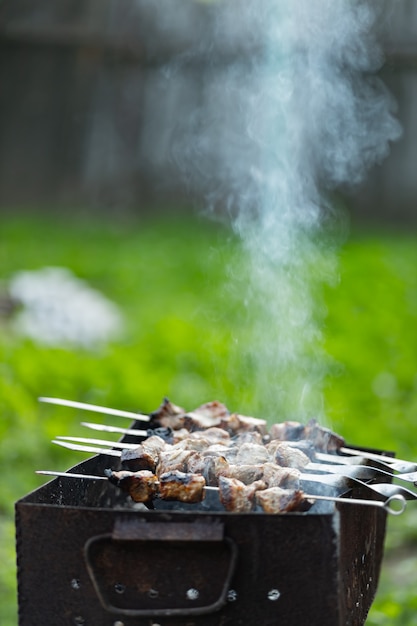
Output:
(1, 210), (416, 625)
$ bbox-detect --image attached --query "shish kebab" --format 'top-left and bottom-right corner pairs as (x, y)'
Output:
(52, 435), (417, 488)
(44, 396), (417, 498)
(38, 397), (414, 510)
(50, 437), (417, 500)
(39, 396), (416, 473)
(53, 436), (417, 486)
(36, 468), (406, 516)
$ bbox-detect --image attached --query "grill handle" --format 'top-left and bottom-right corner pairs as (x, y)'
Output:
(84, 518), (238, 618)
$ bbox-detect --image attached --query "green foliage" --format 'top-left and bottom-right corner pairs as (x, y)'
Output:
(0, 211), (416, 625)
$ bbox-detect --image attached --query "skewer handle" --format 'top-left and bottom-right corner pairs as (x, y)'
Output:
(306, 493), (406, 516)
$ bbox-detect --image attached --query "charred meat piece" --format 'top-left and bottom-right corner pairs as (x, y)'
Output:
(235, 443), (270, 465)
(190, 427), (231, 445)
(266, 441), (310, 469)
(232, 430), (264, 446)
(149, 397), (186, 431)
(260, 463), (301, 489)
(187, 453), (230, 486)
(105, 469), (158, 503)
(218, 476), (267, 512)
(220, 464), (264, 485)
(120, 435), (167, 472)
(304, 419), (345, 452)
(156, 448), (198, 476)
(171, 437), (212, 452)
(183, 400), (230, 431)
(255, 487), (309, 514)
(283, 440), (317, 460)
(268, 420), (306, 441)
(172, 427), (231, 446)
(221, 413), (268, 436)
(158, 470), (206, 503)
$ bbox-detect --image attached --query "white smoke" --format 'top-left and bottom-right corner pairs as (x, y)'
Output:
(155, 1), (401, 419)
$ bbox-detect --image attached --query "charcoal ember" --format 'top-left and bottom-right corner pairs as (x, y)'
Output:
(105, 469), (158, 503)
(268, 420), (306, 441)
(120, 435), (167, 472)
(255, 487), (309, 514)
(156, 448), (198, 476)
(218, 476), (267, 512)
(266, 441), (310, 469)
(304, 419), (345, 452)
(187, 453), (230, 486)
(158, 470), (206, 503)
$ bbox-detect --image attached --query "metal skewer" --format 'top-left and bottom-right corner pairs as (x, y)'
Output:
(52, 440), (122, 457)
(55, 436), (140, 450)
(81, 422), (149, 437)
(35, 471), (406, 516)
(38, 397), (150, 422)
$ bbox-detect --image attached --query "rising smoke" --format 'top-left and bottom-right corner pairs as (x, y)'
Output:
(162, 0), (401, 419)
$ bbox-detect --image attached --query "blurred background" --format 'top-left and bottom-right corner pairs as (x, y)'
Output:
(1, 1), (417, 624)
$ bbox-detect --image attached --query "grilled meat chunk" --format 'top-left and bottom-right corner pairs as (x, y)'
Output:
(220, 464), (264, 485)
(187, 453), (229, 486)
(304, 419), (345, 453)
(156, 448), (198, 476)
(266, 441), (310, 469)
(221, 413), (268, 436)
(269, 420), (306, 441)
(235, 442), (270, 465)
(105, 469), (158, 503)
(255, 487), (309, 514)
(260, 463), (301, 489)
(158, 470), (206, 503)
(218, 476), (267, 512)
(232, 430), (264, 446)
(268, 419), (344, 453)
(190, 427), (231, 445)
(183, 400), (229, 431)
(149, 397), (186, 430)
(120, 435), (167, 472)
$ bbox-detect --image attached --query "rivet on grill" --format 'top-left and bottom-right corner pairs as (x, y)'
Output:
(71, 578), (81, 590)
(148, 588), (159, 599)
(186, 588), (200, 600)
(267, 589), (281, 601)
(114, 583), (126, 594)
(73, 617), (85, 625)
(113, 622), (125, 626)
(227, 589), (238, 602)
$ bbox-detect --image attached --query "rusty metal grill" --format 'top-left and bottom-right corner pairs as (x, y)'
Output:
(15, 434), (393, 626)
